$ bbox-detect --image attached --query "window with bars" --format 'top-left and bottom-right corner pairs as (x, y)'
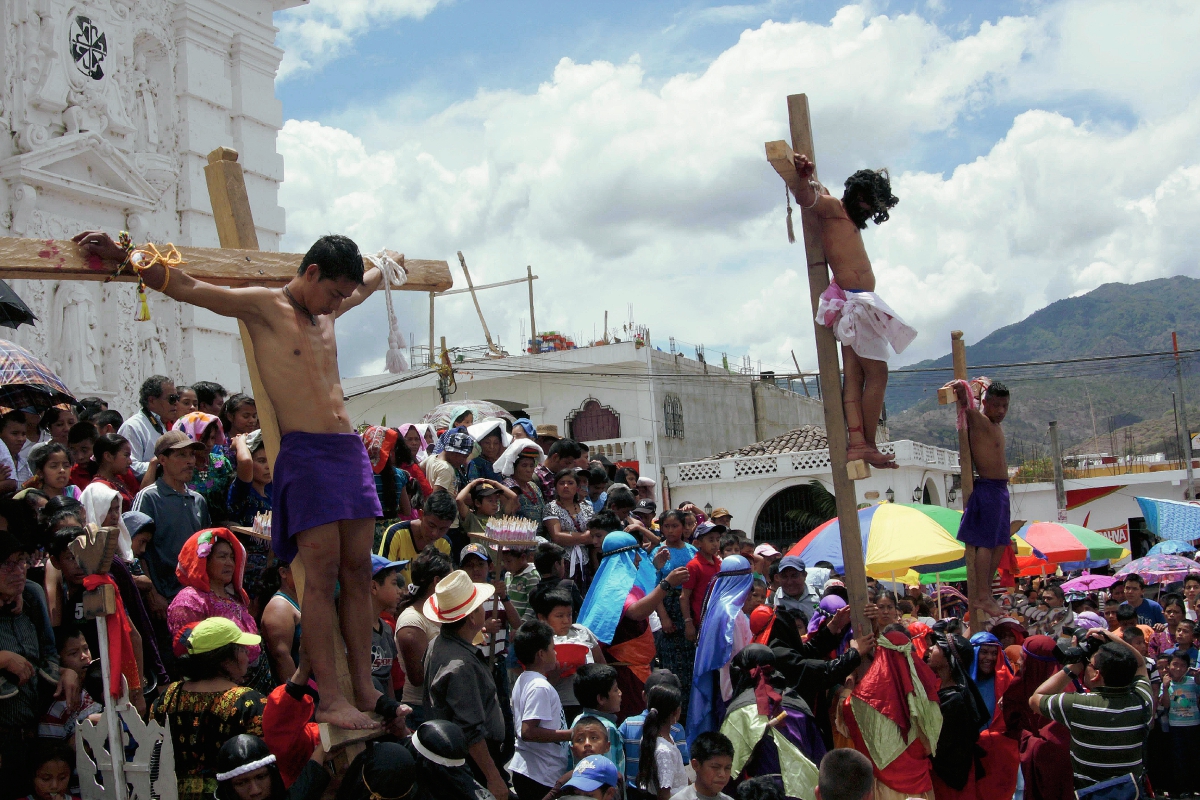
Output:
(663, 394), (684, 438)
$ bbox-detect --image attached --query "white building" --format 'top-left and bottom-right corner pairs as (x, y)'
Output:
(343, 340), (826, 482)
(0, 0), (299, 416)
(664, 427), (962, 545)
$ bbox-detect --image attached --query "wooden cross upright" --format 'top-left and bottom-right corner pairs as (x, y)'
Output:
(0, 146), (453, 751)
(764, 94), (871, 638)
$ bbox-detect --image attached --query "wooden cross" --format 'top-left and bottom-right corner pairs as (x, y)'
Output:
(764, 94), (870, 638)
(0, 146), (453, 752)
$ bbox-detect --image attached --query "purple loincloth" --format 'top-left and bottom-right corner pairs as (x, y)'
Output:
(271, 431), (382, 562)
(956, 477), (1011, 549)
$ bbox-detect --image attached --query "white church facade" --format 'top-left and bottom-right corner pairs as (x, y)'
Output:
(0, 0), (300, 417)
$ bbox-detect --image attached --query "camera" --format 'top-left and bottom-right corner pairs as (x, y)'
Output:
(1053, 628), (1105, 666)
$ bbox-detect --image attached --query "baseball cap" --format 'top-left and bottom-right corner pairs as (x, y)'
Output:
(442, 431), (475, 456)
(779, 555), (807, 573)
(693, 521), (727, 540)
(562, 755), (620, 792)
(753, 543), (781, 558)
(370, 554), (410, 578)
(459, 543), (491, 563)
(471, 482), (501, 498)
(711, 507), (732, 520)
(177, 617), (260, 656)
(632, 499), (657, 517)
(154, 430), (207, 456)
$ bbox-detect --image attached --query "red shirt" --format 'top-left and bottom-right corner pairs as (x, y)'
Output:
(683, 552), (722, 623)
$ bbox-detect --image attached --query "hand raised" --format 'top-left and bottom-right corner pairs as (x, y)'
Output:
(793, 154), (816, 180)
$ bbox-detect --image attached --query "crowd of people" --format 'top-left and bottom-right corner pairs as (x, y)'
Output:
(0, 388), (1180, 800)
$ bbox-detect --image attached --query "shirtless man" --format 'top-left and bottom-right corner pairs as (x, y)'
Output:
(73, 230), (391, 730)
(792, 154), (916, 468)
(953, 380), (1011, 619)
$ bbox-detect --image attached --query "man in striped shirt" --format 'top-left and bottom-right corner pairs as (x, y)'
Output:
(1030, 627), (1154, 792)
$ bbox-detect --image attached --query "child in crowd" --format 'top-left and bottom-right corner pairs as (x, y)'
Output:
(67, 422), (97, 468)
(742, 578), (768, 618)
(533, 541), (584, 620)
(719, 534), (741, 559)
(556, 755), (622, 800)
(28, 743), (79, 800)
(457, 477), (520, 535)
(619, 671), (690, 785)
(1163, 648), (1200, 797)
(682, 523), (725, 643)
(38, 627), (100, 743)
(534, 588), (605, 722)
(572, 663), (625, 774)
(369, 554), (407, 698)
(504, 547), (540, 622)
(1, 410), (30, 483)
(1176, 618), (1200, 670)
(510, 620), (573, 800)
(635, 684), (687, 800)
(671, 732), (735, 800)
(571, 715), (613, 765)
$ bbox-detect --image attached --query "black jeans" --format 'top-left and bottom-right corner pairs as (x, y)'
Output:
(512, 771), (553, 800)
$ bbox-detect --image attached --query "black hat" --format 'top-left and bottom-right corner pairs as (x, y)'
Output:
(412, 720), (468, 767)
(0, 531), (30, 564)
(470, 483), (501, 499)
(632, 499), (657, 517)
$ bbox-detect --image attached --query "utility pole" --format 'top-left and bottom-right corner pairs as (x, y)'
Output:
(1049, 420), (1067, 523)
(437, 336), (451, 403)
(1174, 331), (1196, 499)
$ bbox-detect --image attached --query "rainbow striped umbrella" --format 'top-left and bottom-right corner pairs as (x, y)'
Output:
(787, 503), (967, 579)
(1014, 522), (1128, 565)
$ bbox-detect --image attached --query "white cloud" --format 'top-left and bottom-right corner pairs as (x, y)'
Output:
(276, 0), (445, 79)
(277, 3), (1200, 377)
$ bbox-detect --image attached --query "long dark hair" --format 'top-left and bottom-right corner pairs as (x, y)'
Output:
(842, 168), (898, 229)
(396, 547), (452, 615)
(88, 433), (130, 477)
(636, 684), (682, 792)
(177, 643), (240, 681)
(220, 393), (256, 436)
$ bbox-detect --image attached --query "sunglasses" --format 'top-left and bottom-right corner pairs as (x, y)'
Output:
(167, 394), (180, 404)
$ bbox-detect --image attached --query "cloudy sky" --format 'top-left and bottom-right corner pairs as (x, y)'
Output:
(272, 0), (1200, 378)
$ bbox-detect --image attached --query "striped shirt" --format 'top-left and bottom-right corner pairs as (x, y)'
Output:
(1039, 676), (1155, 788)
(617, 711), (690, 784)
(506, 563), (540, 621)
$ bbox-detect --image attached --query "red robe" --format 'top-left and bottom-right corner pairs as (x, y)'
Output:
(976, 666), (1019, 800)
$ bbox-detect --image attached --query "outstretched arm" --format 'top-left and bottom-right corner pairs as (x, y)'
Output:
(73, 231), (272, 323)
(334, 250), (399, 319)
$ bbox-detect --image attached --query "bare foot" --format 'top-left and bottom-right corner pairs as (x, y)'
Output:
(353, 684), (384, 715)
(315, 697), (380, 730)
(848, 445), (898, 469)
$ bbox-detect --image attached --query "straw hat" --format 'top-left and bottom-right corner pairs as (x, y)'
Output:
(423, 570), (495, 623)
(535, 424), (561, 440)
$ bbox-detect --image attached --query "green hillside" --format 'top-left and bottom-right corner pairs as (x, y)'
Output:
(886, 276), (1200, 458)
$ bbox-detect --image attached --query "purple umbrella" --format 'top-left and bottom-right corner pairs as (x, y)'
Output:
(1114, 553), (1200, 585)
(1060, 573), (1117, 592)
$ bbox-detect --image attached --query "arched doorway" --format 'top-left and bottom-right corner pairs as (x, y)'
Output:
(922, 478), (941, 506)
(568, 398), (620, 441)
(753, 480), (836, 550)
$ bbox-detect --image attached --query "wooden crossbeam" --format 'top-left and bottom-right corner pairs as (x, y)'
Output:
(766, 94), (871, 639)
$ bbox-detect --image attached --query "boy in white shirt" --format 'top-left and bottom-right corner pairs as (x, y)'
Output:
(509, 619), (572, 800)
(670, 732), (735, 800)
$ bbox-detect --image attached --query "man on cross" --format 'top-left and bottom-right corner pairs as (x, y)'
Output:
(953, 379), (1011, 620)
(792, 154), (916, 469)
(74, 230), (390, 730)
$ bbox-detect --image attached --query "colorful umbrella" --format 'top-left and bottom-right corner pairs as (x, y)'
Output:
(1014, 522), (1128, 565)
(1147, 539), (1197, 556)
(0, 339), (75, 413)
(787, 503), (967, 579)
(419, 400), (516, 431)
(1060, 574), (1118, 592)
(1136, 497), (1200, 542)
(1114, 553), (1200, 585)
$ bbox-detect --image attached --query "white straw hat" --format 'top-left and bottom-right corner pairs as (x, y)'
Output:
(423, 570), (495, 624)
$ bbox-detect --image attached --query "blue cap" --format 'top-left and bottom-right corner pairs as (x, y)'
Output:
(779, 555), (807, 573)
(370, 554), (409, 577)
(562, 755), (619, 792)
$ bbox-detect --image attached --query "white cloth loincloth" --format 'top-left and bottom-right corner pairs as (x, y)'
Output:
(815, 281), (917, 361)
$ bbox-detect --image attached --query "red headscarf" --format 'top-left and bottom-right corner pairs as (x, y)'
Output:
(175, 528), (249, 605)
(362, 426), (399, 475)
(1000, 635), (1061, 738)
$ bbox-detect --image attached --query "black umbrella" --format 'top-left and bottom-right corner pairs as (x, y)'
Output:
(0, 281), (36, 329)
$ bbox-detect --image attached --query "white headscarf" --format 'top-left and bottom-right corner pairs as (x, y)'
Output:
(466, 419), (512, 458)
(494, 439), (545, 477)
(80, 481), (133, 561)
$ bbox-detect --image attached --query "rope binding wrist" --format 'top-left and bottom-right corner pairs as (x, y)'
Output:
(108, 232), (186, 321)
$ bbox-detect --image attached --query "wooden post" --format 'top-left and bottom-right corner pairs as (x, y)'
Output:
(203, 147), (379, 753)
(527, 265), (537, 354)
(769, 94), (871, 638)
(457, 251), (501, 355)
(429, 292), (436, 366)
(950, 331), (974, 505)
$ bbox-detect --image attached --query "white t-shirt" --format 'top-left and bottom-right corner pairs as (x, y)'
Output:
(670, 787), (733, 800)
(640, 737), (688, 796)
(396, 605), (440, 705)
(508, 670), (569, 786)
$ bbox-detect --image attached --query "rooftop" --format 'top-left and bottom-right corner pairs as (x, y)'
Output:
(705, 425), (828, 460)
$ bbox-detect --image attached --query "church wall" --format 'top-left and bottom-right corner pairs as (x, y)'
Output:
(0, 0), (297, 417)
